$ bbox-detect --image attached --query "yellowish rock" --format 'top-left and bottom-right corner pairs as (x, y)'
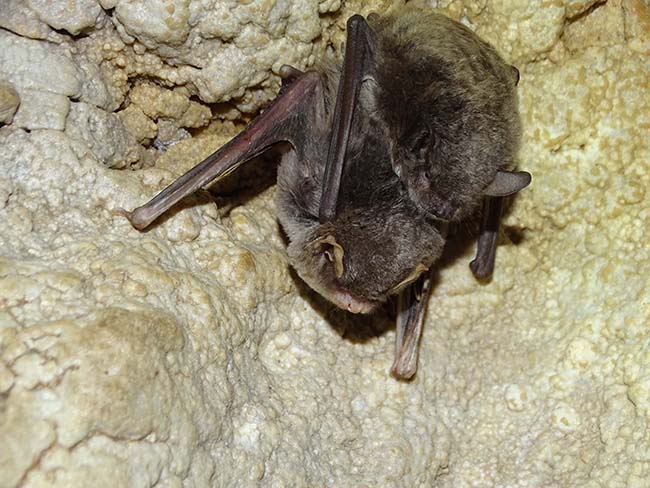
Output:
(0, 81), (20, 124)
(1, 1), (650, 487)
(116, 104), (157, 143)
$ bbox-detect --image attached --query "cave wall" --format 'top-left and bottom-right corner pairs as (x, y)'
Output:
(1, 0), (649, 486)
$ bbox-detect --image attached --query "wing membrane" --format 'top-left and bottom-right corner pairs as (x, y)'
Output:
(121, 71), (324, 230)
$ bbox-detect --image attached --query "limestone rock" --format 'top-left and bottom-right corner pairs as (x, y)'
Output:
(0, 0), (63, 42)
(0, 82), (20, 125)
(12, 89), (69, 131)
(117, 105), (157, 144)
(1, 1), (650, 487)
(26, 0), (104, 35)
(65, 101), (141, 169)
(107, 0), (328, 110)
(0, 29), (81, 97)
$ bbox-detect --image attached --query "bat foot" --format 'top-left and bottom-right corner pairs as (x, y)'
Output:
(391, 328), (421, 380)
(390, 357), (417, 380)
(469, 258), (493, 280)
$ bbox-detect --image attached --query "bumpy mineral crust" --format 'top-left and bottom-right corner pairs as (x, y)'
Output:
(1, 0), (650, 486)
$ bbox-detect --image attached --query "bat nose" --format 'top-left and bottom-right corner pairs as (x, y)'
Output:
(331, 289), (376, 314)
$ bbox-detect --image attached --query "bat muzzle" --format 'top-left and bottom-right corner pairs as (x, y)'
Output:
(330, 288), (378, 314)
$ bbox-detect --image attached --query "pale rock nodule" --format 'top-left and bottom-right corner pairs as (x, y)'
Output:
(1, 0), (650, 487)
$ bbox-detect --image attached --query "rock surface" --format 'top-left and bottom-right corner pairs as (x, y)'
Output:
(0, 81), (20, 125)
(1, 0), (650, 486)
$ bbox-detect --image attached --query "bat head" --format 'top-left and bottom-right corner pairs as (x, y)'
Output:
(286, 206), (444, 314)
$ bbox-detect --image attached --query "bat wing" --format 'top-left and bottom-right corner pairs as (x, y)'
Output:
(319, 15), (377, 223)
(120, 70), (325, 230)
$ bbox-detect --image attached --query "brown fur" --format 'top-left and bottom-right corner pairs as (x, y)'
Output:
(277, 5), (520, 310)
(371, 7), (521, 221)
(124, 6), (522, 316)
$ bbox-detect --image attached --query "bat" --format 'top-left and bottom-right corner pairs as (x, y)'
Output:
(118, 5), (531, 379)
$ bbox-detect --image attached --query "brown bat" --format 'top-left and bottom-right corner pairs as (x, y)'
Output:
(119, 5), (531, 379)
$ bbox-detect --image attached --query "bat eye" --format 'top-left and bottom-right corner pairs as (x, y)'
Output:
(419, 170), (434, 188)
(410, 128), (431, 162)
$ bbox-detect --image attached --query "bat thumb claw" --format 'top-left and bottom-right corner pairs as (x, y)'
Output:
(113, 207), (132, 221)
(112, 207), (148, 230)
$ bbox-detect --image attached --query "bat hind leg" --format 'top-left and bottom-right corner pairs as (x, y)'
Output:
(469, 196), (504, 280)
(391, 269), (435, 380)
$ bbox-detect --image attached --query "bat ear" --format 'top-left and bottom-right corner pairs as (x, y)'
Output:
(483, 170), (531, 197)
(389, 263), (428, 295)
(510, 65), (520, 86)
(315, 235), (345, 278)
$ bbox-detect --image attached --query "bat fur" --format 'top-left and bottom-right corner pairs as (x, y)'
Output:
(120, 4), (531, 378)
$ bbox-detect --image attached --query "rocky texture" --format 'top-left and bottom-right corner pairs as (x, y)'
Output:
(1, 0), (650, 487)
(27, 0), (104, 35)
(0, 81), (20, 125)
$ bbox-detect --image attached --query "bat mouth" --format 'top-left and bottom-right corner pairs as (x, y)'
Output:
(289, 259), (379, 314)
(329, 288), (378, 314)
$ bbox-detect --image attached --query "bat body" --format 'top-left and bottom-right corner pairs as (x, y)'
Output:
(120, 5), (531, 379)
(275, 59), (445, 315)
(373, 12), (522, 221)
